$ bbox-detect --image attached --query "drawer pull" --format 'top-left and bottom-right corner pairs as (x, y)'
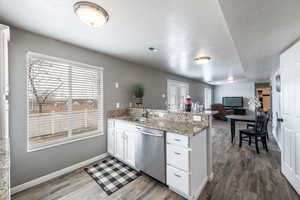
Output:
(174, 173), (181, 178)
(174, 152), (181, 155)
(175, 139), (181, 142)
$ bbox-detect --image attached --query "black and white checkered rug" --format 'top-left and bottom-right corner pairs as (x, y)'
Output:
(84, 157), (140, 195)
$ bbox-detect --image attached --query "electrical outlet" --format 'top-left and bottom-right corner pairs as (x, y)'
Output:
(193, 115), (202, 121)
(115, 82), (119, 88)
(159, 112), (164, 118)
(116, 102), (120, 108)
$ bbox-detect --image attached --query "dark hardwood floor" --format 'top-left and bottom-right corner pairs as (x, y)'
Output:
(12, 120), (300, 200)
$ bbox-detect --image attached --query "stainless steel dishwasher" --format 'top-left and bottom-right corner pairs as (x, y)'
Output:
(135, 126), (166, 184)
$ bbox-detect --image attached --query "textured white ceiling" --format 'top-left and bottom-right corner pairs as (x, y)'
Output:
(0, 0), (245, 83)
(219, 0), (300, 81)
(0, 0), (298, 83)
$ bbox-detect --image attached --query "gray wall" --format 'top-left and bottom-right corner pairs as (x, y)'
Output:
(8, 27), (212, 186)
(213, 81), (255, 111)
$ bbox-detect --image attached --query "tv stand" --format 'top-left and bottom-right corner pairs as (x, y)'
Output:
(232, 108), (247, 115)
(225, 107), (247, 115)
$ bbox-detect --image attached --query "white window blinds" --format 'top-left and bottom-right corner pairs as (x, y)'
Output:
(27, 52), (103, 150)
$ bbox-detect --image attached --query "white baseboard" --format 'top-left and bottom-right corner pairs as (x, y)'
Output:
(11, 152), (109, 195)
(208, 173), (214, 181)
(192, 177), (208, 200)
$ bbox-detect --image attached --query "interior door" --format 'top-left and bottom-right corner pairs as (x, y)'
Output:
(280, 41), (300, 195)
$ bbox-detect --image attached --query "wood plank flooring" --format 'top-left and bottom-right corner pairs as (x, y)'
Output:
(12, 120), (300, 200)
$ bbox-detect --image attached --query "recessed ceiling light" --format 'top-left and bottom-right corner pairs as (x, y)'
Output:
(148, 47), (159, 52)
(74, 1), (109, 28)
(194, 56), (211, 64)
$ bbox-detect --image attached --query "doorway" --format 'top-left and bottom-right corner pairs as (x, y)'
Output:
(255, 83), (271, 113)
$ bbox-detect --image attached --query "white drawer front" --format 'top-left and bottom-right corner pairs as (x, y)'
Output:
(167, 165), (189, 195)
(167, 144), (189, 171)
(167, 132), (189, 148)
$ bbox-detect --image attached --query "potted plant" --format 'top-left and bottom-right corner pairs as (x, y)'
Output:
(133, 84), (144, 105)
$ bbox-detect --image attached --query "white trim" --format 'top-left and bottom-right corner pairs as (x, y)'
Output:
(28, 132), (103, 152)
(0, 24), (10, 41)
(208, 173), (214, 181)
(11, 152), (109, 195)
(191, 177), (208, 200)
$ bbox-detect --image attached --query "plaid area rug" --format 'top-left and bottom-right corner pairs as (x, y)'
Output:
(84, 157), (140, 195)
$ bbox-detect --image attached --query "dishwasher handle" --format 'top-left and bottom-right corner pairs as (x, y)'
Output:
(137, 131), (163, 137)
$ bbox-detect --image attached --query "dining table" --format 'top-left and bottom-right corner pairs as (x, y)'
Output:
(225, 114), (256, 143)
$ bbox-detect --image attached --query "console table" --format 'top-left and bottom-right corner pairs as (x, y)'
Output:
(225, 115), (256, 143)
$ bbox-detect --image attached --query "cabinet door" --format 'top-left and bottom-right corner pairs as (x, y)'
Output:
(107, 120), (115, 155)
(124, 130), (136, 167)
(115, 129), (124, 160)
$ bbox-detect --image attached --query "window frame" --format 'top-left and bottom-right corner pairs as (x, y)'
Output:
(26, 52), (104, 152)
(167, 79), (189, 112)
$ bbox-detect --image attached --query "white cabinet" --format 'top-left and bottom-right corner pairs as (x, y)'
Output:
(123, 129), (136, 167)
(107, 119), (115, 155)
(166, 131), (207, 200)
(107, 120), (136, 168)
(114, 128), (125, 160)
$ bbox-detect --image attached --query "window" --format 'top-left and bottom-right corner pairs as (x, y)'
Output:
(204, 87), (212, 110)
(27, 52), (103, 151)
(167, 80), (189, 112)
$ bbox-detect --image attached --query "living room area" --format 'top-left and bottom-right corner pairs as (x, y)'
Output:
(212, 81), (271, 119)
(211, 81), (272, 152)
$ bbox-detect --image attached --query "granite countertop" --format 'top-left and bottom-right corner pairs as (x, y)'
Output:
(0, 138), (10, 200)
(109, 116), (209, 136)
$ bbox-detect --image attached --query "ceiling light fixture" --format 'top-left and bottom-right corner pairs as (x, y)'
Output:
(148, 47), (159, 52)
(227, 75), (235, 82)
(194, 56), (211, 64)
(74, 1), (109, 28)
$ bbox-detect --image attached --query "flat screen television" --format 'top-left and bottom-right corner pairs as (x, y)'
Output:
(222, 97), (243, 108)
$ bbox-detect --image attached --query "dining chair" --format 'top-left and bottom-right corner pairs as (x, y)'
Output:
(246, 111), (270, 140)
(239, 112), (269, 154)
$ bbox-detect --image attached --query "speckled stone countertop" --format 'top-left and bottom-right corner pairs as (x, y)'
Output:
(109, 116), (209, 136)
(0, 138), (10, 200)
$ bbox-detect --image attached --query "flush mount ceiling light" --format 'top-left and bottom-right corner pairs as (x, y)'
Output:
(74, 1), (109, 28)
(227, 75), (235, 82)
(194, 56), (211, 65)
(148, 47), (159, 52)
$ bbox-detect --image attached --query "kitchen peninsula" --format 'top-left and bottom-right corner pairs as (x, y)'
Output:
(107, 108), (216, 200)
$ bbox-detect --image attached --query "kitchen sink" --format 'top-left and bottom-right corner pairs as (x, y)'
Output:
(131, 117), (148, 122)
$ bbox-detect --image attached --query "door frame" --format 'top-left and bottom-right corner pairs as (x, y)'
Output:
(0, 24), (10, 139)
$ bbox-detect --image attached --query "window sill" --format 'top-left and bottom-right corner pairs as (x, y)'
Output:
(27, 132), (103, 152)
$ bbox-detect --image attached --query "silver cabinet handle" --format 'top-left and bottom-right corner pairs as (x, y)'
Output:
(174, 152), (181, 155)
(138, 131), (163, 137)
(174, 173), (181, 178)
